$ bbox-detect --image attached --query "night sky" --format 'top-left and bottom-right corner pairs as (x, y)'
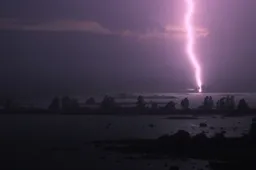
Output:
(1, 0), (256, 97)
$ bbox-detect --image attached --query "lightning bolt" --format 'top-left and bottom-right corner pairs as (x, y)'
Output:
(185, 0), (202, 92)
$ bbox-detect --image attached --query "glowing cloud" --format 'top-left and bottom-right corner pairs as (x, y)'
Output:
(185, 0), (202, 92)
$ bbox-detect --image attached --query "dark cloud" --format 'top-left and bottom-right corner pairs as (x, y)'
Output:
(0, 18), (111, 34)
(0, 18), (209, 42)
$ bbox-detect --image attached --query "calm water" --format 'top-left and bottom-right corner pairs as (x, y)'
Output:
(0, 114), (253, 169)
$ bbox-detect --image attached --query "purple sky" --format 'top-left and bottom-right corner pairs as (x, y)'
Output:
(0, 0), (256, 96)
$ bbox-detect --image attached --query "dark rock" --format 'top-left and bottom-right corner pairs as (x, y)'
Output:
(200, 122), (207, 128)
(148, 124), (155, 128)
(210, 126), (215, 130)
(221, 131), (226, 135)
(233, 127), (238, 131)
(51, 147), (79, 151)
(242, 132), (247, 136)
(94, 144), (100, 148)
(100, 156), (106, 160)
(169, 166), (179, 170)
(125, 156), (135, 160)
(105, 123), (112, 129)
(219, 130), (226, 135)
(94, 124), (256, 167)
(51, 147), (59, 151)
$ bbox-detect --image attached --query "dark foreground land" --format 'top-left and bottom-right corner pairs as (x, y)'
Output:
(93, 123), (256, 170)
(0, 114), (254, 170)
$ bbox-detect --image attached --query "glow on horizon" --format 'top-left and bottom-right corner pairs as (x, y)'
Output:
(184, 0), (202, 92)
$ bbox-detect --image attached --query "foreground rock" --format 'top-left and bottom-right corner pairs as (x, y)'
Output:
(93, 121), (256, 170)
(199, 122), (207, 128)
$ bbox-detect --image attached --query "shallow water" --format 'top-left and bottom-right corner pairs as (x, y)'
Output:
(0, 114), (253, 169)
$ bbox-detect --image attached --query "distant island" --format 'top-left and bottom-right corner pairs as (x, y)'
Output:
(0, 94), (255, 116)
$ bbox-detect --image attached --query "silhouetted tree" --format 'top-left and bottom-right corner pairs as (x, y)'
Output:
(62, 96), (72, 110)
(101, 95), (116, 109)
(181, 99), (184, 109)
(71, 99), (79, 110)
(199, 96), (214, 110)
(151, 102), (158, 110)
(181, 98), (189, 109)
(136, 96), (146, 109)
(218, 97), (226, 110)
(226, 95), (230, 106)
(86, 97), (96, 105)
(48, 97), (60, 111)
(101, 95), (108, 109)
(229, 95), (235, 110)
(61, 96), (80, 111)
(237, 99), (249, 111)
(4, 98), (13, 110)
(216, 100), (220, 110)
(208, 96), (214, 109)
(203, 96), (209, 108)
(165, 101), (176, 110)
